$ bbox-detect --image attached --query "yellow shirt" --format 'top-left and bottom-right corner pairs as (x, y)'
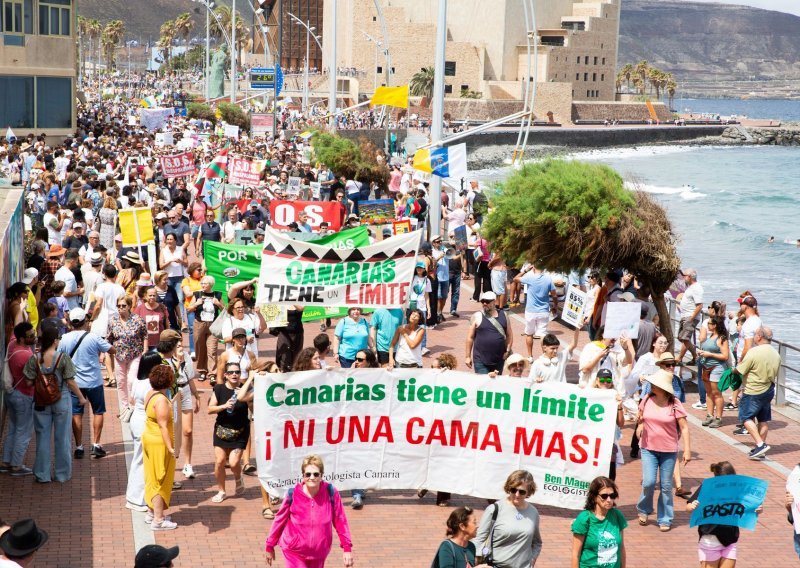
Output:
(182, 276), (202, 308)
(26, 290), (39, 330)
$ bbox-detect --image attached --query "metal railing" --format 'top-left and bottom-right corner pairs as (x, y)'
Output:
(665, 297), (800, 407)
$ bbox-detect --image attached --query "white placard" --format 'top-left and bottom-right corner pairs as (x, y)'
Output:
(787, 465), (800, 534)
(155, 132), (174, 147)
(604, 301), (641, 339)
(561, 286), (588, 328)
(224, 124), (240, 139)
(309, 181), (321, 200)
(287, 176), (302, 198)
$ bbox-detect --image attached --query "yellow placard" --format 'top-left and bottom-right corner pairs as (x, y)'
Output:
(119, 207), (155, 246)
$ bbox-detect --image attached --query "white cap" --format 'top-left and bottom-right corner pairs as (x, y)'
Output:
(22, 268), (38, 285)
(479, 291), (497, 302)
(73, 222), (84, 230)
(69, 307), (87, 322)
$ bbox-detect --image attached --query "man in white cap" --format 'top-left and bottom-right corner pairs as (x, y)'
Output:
(82, 252), (105, 309)
(59, 307), (115, 459)
(465, 291), (513, 375)
(22, 268), (41, 331)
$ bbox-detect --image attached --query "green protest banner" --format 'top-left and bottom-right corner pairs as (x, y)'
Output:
(204, 227), (371, 322)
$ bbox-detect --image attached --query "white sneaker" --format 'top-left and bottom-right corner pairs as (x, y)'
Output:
(182, 464), (195, 479)
(125, 502), (148, 512)
(691, 401), (707, 410)
(190, 351), (196, 361)
(421, 348), (431, 356)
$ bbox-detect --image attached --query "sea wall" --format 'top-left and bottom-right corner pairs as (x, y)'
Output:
(721, 126), (800, 146)
(460, 124), (728, 151)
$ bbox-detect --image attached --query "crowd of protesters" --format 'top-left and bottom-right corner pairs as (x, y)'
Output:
(0, 73), (794, 567)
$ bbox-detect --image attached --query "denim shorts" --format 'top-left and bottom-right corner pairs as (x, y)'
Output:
(437, 279), (449, 299)
(738, 383), (774, 423)
(72, 385), (106, 415)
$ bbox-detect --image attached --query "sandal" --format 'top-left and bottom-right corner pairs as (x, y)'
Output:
(659, 525), (671, 532)
(262, 507), (275, 520)
(243, 464), (257, 476)
(211, 491), (227, 503)
(675, 487), (692, 497)
(638, 514), (648, 526)
(107, 379), (117, 388)
(417, 489), (428, 499)
(197, 372), (207, 382)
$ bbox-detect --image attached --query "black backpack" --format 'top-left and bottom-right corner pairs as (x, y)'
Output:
(472, 191), (489, 217)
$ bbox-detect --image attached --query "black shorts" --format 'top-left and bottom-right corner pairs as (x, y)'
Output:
(377, 351), (390, 365)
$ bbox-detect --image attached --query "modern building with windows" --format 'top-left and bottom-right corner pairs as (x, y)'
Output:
(0, 0), (76, 137)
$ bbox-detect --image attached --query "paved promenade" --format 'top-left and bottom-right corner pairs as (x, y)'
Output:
(2, 289), (799, 566)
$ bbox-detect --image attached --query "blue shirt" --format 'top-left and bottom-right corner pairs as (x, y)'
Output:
(521, 272), (555, 313)
(57, 330), (112, 389)
(334, 317), (371, 359)
(369, 308), (404, 352)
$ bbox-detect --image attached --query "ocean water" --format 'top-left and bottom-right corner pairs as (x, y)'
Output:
(677, 98), (800, 122)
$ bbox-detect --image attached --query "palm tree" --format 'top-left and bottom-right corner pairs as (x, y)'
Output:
(649, 68), (666, 99)
(410, 66), (435, 102)
(621, 63), (634, 89)
(86, 18), (102, 78)
(101, 20), (126, 71)
(666, 74), (678, 110)
(212, 5), (248, 57)
(615, 71), (624, 93)
(158, 20), (177, 70)
(635, 60), (649, 95)
(77, 16), (88, 77)
(174, 12), (195, 45)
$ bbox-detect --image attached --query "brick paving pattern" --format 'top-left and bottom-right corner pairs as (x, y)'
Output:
(2, 288), (799, 566)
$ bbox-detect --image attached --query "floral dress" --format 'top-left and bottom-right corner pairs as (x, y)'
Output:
(107, 314), (147, 362)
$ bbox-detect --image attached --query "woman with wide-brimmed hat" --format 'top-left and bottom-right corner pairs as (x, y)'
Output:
(635, 369), (692, 532)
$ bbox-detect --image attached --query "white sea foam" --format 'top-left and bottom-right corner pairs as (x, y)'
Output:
(624, 182), (707, 200)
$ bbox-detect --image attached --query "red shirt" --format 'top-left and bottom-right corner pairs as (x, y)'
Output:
(8, 338), (34, 397)
(134, 303), (168, 348)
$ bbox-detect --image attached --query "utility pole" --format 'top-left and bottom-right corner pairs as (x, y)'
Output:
(328, 0), (337, 131)
(231, 0), (237, 103)
(205, 3), (210, 101)
(304, 20), (310, 112)
(429, 0), (447, 239)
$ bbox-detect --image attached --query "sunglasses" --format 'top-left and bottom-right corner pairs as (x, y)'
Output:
(355, 356), (366, 362)
(509, 488), (528, 496)
(599, 492), (618, 500)
(661, 363), (676, 368)
(597, 377), (613, 384)
(304, 472), (321, 478)
(480, 300), (493, 304)
(225, 370), (240, 375)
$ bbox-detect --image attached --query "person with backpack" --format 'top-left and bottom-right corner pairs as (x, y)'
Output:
(58, 307), (115, 460)
(265, 454), (354, 567)
(23, 327), (87, 483)
(0, 323), (40, 477)
(468, 181), (489, 225)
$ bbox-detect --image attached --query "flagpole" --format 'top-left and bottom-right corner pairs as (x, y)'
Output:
(429, 0), (447, 239)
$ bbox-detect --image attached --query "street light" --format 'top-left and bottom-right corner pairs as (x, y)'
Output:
(287, 12), (322, 114)
(361, 31), (382, 92)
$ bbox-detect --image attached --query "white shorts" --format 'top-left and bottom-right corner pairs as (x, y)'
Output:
(524, 312), (549, 337)
(179, 384), (193, 412)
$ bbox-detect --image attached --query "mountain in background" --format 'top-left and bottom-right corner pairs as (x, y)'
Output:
(77, 0), (800, 98)
(619, 0), (800, 98)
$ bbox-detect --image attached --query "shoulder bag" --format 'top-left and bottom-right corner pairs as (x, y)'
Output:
(476, 502), (499, 565)
(2, 350), (26, 394)
(209, 310), (230, 340)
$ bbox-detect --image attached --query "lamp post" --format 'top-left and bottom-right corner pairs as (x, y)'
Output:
(231, 0), (236, 103)
(361, 32), (381, 92)
(328, 0), (336, 131)
(429, 0), (447, 239)
(287, 13), (321, 114)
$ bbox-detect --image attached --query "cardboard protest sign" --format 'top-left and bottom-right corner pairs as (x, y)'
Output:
(287, 176), (302, 199)
(310, 182), (321, 200)
(393, 219), (411, 235)
(453, 225), (468, 251)
(224, 124), (240, 139)
(561, 286), (588, 329)
(689, 475), (768, 530)
(604, 302), (641, 339)
(256, 227), (422, 308)
(254, 368), (617, 508)
(229, 157), (266, 186)
(119, 207), (154, 246)
(269, 200), (345, 231)
(155, 132), (174, 147)
(358, 199), (395, 225)
(159, 152), (195, 178)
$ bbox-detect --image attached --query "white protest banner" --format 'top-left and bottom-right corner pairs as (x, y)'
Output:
(229, 156), (266, 186)
(254, 368), (617, 509)
(159, 152), (195, 178)
(155, 132), (174, 147)
(561, 286), (588, 328)
(787, 465), (800, 534)
(224, 124), (240, 139)
(257, 226), (422, 308)
(604, 301), (641, 339)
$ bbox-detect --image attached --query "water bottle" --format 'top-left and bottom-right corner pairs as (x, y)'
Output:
(226, 391), (238, 414)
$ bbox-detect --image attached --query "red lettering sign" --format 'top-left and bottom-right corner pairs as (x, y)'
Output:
(159, 152), (195, 178)
(229, 156), (265, 186)
(268, 200), (345, 231)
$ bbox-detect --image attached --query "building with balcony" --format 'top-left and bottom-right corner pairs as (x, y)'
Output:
(322, 0), (622, 124)
(0, 0), (77, 137)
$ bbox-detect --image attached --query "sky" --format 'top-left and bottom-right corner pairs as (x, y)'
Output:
(682, 0), (800, 16)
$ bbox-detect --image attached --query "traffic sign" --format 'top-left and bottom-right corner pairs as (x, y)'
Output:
(249, 65), (284, 96)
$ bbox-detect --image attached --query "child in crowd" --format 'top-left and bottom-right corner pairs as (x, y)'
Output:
(39, 301), (65, 337)
(313, 333), (331, 369)
(529, 326), (580, 383)
(594, 368), (625, 480)
(46, 280), (69, 335)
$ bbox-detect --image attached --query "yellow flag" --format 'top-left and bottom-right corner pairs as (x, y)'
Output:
(370, 85), (409, 108)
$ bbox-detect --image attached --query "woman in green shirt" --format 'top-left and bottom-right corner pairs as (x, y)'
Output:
(571, 477), (628, 568)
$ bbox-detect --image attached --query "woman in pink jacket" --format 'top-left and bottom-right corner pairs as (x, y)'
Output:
(265, 454), (354, 567)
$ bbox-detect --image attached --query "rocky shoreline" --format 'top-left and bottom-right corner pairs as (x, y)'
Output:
(466, 126), (800, 170)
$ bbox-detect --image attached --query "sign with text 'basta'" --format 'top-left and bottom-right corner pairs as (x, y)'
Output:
(254, 369), (617, 509)
(257, 226), (422, 308)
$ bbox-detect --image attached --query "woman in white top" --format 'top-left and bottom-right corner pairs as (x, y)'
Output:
(627, 335), (669, 397)
(220, 297), (261, 359)
(388, 309), (425, 368)
(159, 233), (188, 327)
(221, 206), (242, 244)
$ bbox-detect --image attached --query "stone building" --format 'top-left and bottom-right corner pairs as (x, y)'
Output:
(0, 0), (77, 137)
(322, 0), (622, 123)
